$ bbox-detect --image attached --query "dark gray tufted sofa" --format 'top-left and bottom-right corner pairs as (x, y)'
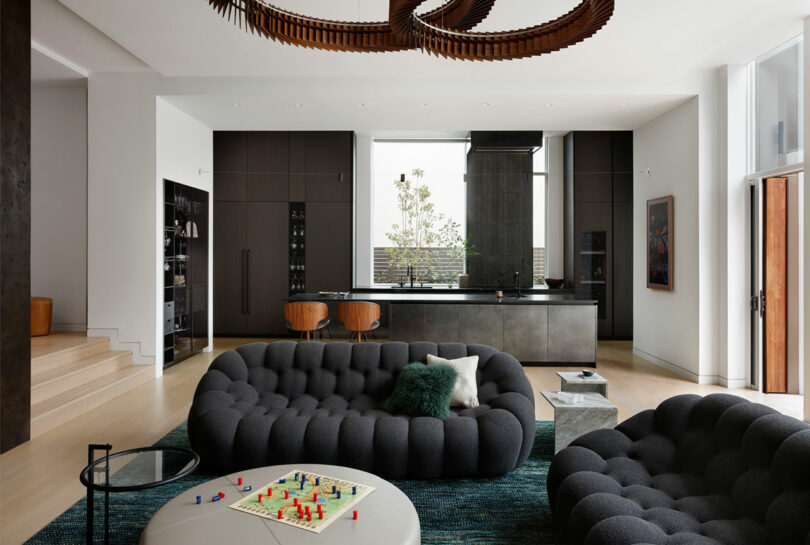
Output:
(548, 393), (810, 545)
(188, 341), (535, 478)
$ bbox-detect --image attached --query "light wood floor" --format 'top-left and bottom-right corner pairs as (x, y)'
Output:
(0, 338), (802, 545)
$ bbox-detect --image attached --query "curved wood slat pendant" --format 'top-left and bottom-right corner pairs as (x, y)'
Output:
(208, 0), (614, 61)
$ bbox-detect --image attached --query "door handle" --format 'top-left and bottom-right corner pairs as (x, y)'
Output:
(760, 290), (766, 318)
(241, 249), (246, 315)
(246, 249), (251, 315)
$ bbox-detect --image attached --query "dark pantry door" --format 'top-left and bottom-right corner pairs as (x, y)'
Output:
(763, 177), (788, 393)
(245, 202), (288, 335)
(213, 202), (247, 335)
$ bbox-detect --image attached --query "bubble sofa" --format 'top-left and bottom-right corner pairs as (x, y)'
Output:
(548, 393), (810, 545)
(188, 341), (535, 478)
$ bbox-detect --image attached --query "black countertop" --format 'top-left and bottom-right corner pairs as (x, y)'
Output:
(288, 292), (595, 305)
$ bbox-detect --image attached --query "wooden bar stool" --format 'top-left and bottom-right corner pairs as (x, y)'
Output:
(284, 302), (331, 341)
(337, 302), (381, 343)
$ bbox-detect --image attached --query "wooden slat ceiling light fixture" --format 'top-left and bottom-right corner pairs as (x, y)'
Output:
(208, 0), (615, 61)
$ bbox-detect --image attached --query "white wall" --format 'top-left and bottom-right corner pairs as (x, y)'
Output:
(155, 98), (214, 371)
(87, 74), (213, 373)
(633, 97), (703, 381)
(545, 135), (565, 278)
(31, 87), (88, 331)
(87, 72), (159, 364)
(354, 134), (374, 287)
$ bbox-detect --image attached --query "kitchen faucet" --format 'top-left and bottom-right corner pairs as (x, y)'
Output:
(407, 264), (416, 288)
(514, 271), (522, 299)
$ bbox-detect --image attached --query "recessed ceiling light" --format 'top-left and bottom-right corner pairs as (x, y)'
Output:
(546, 103), (555, 107)
(622, 102), (630, 107)
(232, 103), (241, 108)
(358, 103), (366, 107)
(295, 103), (304, 108)
(419, 103), (429, 107)
(483, 102), (491, 107)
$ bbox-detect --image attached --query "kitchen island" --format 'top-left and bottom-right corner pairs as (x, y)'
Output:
(288, 292), (597, 365)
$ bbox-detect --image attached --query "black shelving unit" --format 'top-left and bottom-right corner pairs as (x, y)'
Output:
(288, 202), (306, 295)
(163, 180), (209, 368)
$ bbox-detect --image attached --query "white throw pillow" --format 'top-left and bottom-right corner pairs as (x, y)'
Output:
(426, 354), (479, 408)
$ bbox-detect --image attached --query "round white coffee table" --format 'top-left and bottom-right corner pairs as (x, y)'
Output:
(140, 464), (420, 545)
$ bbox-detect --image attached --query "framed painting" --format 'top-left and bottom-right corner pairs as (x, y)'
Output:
(647, 196), (673, 291)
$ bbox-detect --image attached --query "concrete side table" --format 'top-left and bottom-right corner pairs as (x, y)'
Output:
(542, 391), (618, 453)
(557, 371), (608, 398)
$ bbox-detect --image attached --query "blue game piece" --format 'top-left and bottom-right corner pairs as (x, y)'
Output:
(279, 478), (286, 483)
(300, 481), (305, 490)
(212, 495), (221, 502)
(332, 485), (336, 493)
(196, 496), (202, 504)
(295, 472), (299, 481)
(315, 477), (320, 486)
(352, 486), (357, 495)
(337, 490), (342, 499)
(302, 474), (306, 482)
(244, 485), (252, 492)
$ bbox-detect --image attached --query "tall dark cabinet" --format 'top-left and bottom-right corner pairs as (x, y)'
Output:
(213, 131), (353, 336)
(163, 180), (209, 367)
(564, 131), (633, 339)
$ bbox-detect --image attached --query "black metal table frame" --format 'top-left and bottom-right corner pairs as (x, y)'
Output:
(79, 444), (200, 545)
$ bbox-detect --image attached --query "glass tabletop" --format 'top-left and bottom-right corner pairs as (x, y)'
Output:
(80, 447), (199, 492)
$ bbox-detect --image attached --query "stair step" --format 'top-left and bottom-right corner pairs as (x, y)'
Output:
(31, 351), (133, 405)
(31, 364), (153, 438)
(32, 336), (111, 376)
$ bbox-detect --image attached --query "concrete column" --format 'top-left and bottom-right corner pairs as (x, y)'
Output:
(0, 0), (31, 452)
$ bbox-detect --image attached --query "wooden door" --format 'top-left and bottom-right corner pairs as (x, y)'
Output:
(213, 202), (246, 335)
(245, 202), (289, 335)
(763, 177), (788, 393)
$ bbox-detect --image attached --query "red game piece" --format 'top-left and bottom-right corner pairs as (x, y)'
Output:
(299, 512), (304, 519)
(318, 512), (323, 520)
(313, 493), (318, 502)
(307, 513), (312, 522)
(305, 505), (310, 514)
(317, 504), (323, 513)
(353, 510), (358, 520)
(284, 491), (289, 499)
(293, 498), (299, 506)
(277, 510), (283, 519)
(258, 494), (263, 503)
(238, 477), (243, 486)
(268, 488), (272, 496)
(218, 492), (225, 499)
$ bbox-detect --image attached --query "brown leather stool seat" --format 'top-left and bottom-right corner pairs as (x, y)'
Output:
(284, 302), (331, 341)
(31, 297), (53, 337)
(337, 302), (381, 343)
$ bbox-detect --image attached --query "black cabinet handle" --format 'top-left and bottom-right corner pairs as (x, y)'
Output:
(246, 249), (251, 315)
(241, 249), (246, 315)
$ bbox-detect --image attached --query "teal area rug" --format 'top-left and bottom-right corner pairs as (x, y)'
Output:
(25, 422), (556, 545)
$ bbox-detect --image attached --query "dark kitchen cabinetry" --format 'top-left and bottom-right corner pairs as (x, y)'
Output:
(564, 131), (633, 339)
(163, 180), (209, 367)
(213, 131), (353, 336)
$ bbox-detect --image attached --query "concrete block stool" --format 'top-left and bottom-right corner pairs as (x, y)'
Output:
(31, 297), (53, 336)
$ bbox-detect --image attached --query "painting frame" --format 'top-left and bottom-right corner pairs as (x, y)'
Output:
(646, 195), (674, 291)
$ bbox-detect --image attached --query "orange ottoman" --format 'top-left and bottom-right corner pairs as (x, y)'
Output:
(31, 297), (53, 337)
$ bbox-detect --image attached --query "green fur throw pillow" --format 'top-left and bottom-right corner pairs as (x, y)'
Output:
(384, 362), (458, 420)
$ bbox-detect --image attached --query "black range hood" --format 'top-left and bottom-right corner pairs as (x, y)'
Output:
(469, 131), (543, 153)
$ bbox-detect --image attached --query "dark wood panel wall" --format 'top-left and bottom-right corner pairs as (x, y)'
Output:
(213, 131), (353, 336)
(0, 0), (31, 453)
(564, 131), (633, 339)
(466, 151), (534, 288)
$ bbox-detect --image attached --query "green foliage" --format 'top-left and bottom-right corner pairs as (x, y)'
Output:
(385, 169), (473, 283)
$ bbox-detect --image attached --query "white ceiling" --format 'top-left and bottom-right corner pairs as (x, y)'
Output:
(40, 0), (810, 130)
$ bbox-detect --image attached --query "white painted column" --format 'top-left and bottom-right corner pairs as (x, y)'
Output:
(545, 136), (565, 278)
(803, 17), (810, 421)
(354, 135), (374, 287)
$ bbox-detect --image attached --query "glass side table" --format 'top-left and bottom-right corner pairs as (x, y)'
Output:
(79, 444), (200, 545)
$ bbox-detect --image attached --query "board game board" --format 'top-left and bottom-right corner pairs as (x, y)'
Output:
(229, 469), (375, 533)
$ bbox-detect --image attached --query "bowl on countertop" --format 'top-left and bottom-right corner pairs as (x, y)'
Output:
(545, 278), (565, 289)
